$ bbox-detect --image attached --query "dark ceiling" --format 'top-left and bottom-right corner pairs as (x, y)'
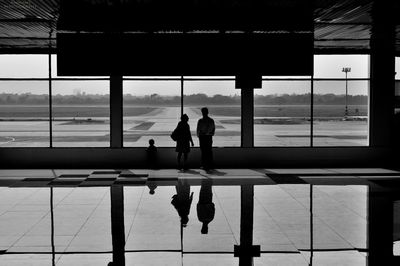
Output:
(0, 0), (398, 55)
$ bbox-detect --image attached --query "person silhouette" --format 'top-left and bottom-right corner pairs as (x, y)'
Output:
(173, 114), (194, 171)
(146, 139), (158, 169)
(197, 179), (215, 234)
(196, 107), (215, 171)
(171, 179), (194, 227)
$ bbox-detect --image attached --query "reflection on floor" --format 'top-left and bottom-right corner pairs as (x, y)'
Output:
(0, 168), (399, 265)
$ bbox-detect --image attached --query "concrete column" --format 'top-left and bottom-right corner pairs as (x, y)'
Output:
(236, 75), (261, 148)
(369, 0), (396, 147)
(241, 89), (254, 147)
(110, 75), (123, 148)
(110, 185), (125, 266)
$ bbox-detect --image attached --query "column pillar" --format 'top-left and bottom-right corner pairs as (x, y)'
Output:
(110, 75), (123, 148)
(369, 0), (396, 147)
(241, 89), (254, 147)
(236, 75), (262, 148)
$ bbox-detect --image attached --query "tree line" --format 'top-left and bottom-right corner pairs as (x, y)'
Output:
(0, 93), (368, 105)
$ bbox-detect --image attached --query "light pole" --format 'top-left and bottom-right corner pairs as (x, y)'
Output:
(342, 67), (351, 117)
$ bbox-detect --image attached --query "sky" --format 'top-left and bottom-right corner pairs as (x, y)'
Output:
(0, 54), (398, 96)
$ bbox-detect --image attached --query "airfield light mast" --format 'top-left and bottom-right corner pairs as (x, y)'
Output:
(342, 67), (351, 117)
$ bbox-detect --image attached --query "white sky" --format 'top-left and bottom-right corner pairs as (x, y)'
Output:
(0, 54), (397, 96)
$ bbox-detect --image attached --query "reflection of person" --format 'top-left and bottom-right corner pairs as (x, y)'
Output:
(197, 179), (215, 234)
(196, 107), (215, 171)
(147, 180), (157, 195)
(146, 139), (158, 169)
(171, 179), (194, 227)
(174, 114), (194, 171)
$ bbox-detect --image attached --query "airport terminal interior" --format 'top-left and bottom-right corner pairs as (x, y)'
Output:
(1, 0), (400, 265)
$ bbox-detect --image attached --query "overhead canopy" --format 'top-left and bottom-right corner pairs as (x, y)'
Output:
(0, 0), (399, 55)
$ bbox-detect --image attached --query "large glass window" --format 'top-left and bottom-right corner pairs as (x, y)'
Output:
(123, 79), (181, 147)
(0, 55), (50, 147)
(313, 80), (368, 146)
(52, 81), (110, 147)
(313, 55), (369, 146)
(0, 81), (50, 147)
(0, 54), (373, 148)
(183, 78), (240, 147)
(123, 77), (239, 147)
(254, 78), (311, 147)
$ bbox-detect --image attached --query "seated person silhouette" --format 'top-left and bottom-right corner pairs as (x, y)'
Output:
(146, 139), (158, 169)
(171, 179), (193, 227)
(197, 179), (215, 234)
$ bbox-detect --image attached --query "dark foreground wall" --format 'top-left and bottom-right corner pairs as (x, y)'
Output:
(0, 147), (395, 169)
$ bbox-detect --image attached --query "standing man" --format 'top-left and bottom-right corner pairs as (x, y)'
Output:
(196, 107), (215, 171)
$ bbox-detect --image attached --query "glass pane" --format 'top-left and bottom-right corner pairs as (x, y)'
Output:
(0, 55), (48, 78)
(52, 81), (110, 147)
(254, 80), (311, 147)
(313, 80), (369, 146)
(123, 80), (181, 147)
(396, 57), (400, 80)
(314, 55), (369, 79)
(183, 79), (240, 147)
(0, 81), (49, 147)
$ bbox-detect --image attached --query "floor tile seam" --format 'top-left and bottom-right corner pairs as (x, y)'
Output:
(274, 185), (311, 212)
(8, 198), (54, 252)
(29, 187), (75, 265)
(254, 196), (300, 250)
(125, 187), (145, 242)
(283, 185), (365, 221)
(309, 215), (366, 250)
(61, 188), (110, 256)
(310, 185), (367, 220)
(8, 187), (62, 246)
(283, 186), (362, 249)
(9, 188), (42, 210)
(343, 186), (369, 218)
(213, 190), (239, 245)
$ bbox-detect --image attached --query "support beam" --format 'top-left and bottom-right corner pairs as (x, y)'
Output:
(110, 75), (123, 148)
(369, 0), (396, 147)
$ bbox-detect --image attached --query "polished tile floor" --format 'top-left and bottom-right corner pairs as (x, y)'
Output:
(0, 168), (399, 265)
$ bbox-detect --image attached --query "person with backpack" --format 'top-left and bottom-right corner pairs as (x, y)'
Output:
(171, 114), (194, 171)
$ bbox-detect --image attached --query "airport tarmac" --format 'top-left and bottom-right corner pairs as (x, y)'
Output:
(0, 107), (368, 147)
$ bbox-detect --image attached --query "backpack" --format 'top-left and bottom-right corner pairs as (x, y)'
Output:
(170, 128), (178, 141)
